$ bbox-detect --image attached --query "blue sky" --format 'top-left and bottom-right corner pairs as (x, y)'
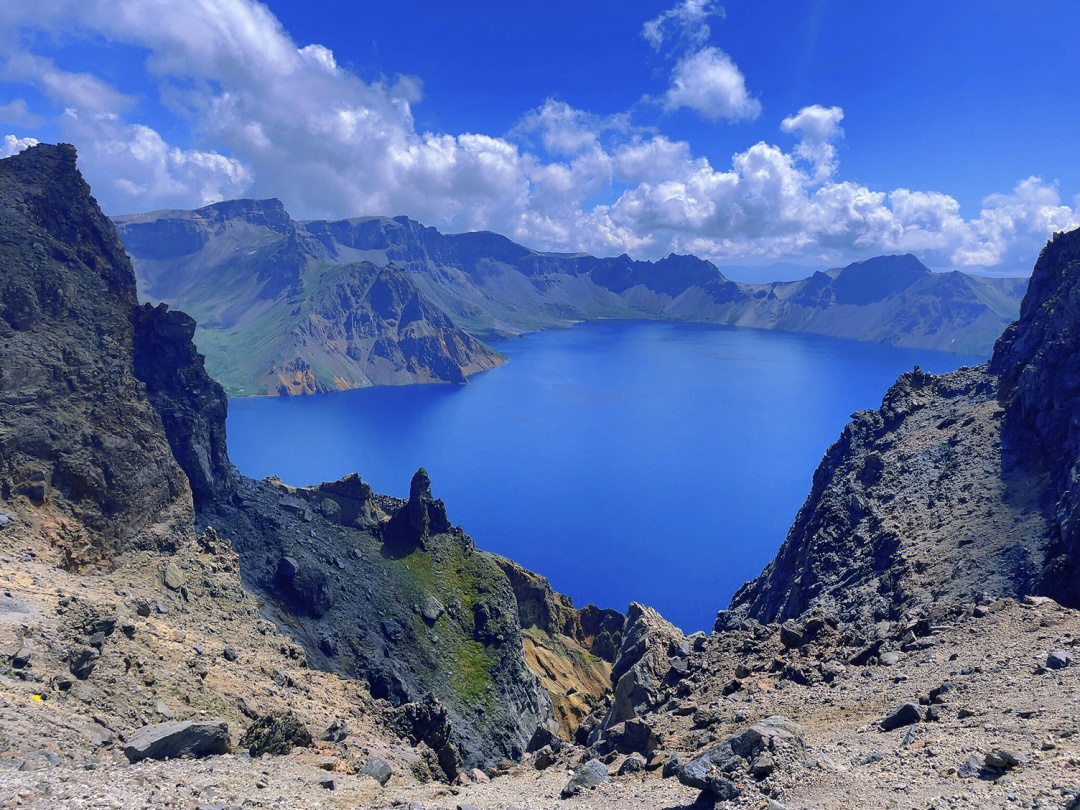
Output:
(2, 1), (1078, 273)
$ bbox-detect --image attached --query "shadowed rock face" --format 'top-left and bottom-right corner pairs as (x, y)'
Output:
(0, 143), (190, 552)
(725, 226), (1080, 629)
(991, 228), (1080, 608)
(131, 303), (235, 505)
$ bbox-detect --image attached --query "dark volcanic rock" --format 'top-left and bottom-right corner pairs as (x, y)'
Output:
(239, 712), (313, 756)
(992, 227), (1080, 609)
(122, 720), (230, 763)
(0, 143), (190, 551)
(131, 303), (234, 505)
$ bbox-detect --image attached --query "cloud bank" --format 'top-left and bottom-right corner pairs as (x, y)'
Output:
(1, 0), (1076, 273)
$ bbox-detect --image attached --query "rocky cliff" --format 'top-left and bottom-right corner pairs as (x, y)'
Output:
(116, 202), (1025, 393)
(724, 226), (1080, 630)
(0, 143), (191, 554)
(0, 144), (611, 767)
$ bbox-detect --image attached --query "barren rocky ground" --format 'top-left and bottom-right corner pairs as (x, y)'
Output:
(2, 496), (1078, 809)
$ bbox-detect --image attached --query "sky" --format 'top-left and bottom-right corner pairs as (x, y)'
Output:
(1, 1), (1079, 274)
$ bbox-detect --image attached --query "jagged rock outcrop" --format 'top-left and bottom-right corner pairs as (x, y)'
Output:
(0, 143), (190, 553)
(131, 302), (235, 504)
(583, 603), (686, 751)
(493, 555), (625, 737)
(726, 226), (1080, 628)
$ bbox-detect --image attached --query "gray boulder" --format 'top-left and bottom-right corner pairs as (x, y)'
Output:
(561, 758), (608, 798)
(122, 720), (230, 763)
(361, 756), (393, 786)
(1046, 650), (1074, 670)
(678, 716), (803, 800)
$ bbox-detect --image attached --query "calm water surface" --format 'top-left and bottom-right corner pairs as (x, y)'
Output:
(227, 321), (981, 630)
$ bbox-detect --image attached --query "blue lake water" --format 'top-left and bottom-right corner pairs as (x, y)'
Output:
(227, 321), (982, 631)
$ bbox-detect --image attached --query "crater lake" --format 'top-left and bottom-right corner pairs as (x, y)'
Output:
(226, 321), (982, 631)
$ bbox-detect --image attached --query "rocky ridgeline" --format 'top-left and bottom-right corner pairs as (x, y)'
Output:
(722, 228), (1080, 631)
(0, 143), (191, 555)
(115, 200), (505, 396)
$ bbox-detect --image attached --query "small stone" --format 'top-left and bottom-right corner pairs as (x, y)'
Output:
(619, 753), (647, 775)
(318, 776), (336, 790)
(222, 645), (238, 662)
(779, 621), (808, 648)
(68, 646), (100, 680)
(750, 751), (775, 779)
(879, 651), (901, 667)
(361, 757), (392, 786)
(163, 561), (185, 591)
(985, 748), (1022, 772)
(323, 719), (349, 743)
(958, 755), (983, 778)
(470, 767), (489, 783)
(534, 745), (556, 770)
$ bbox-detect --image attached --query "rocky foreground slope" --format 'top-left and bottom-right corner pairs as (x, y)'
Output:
(116, 201), (1025, 395)
(2, 144), (1080, 810)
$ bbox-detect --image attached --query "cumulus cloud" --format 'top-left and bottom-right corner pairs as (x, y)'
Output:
(60, 109), (251, 208)
(2, 134), (39, 158)
(663, 46), (761, 121)
(781, 105), (844, 182)
(0, 0), (1076, 273)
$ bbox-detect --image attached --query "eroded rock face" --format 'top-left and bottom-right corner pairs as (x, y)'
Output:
(992, 227), (1080, 609)
(131, 303), (235, 505)
(0, 143), (191, 552)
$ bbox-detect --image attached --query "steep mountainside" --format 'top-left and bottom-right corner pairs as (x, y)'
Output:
(0, 143), (191, 554)
(0, 144), (615, 767)
(114, 201), (502, 396)
(723, 226), (1080, 630)
(116, 202), (1026, 396)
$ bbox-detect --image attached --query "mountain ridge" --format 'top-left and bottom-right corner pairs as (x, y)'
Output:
(115, 198), (1027, 396)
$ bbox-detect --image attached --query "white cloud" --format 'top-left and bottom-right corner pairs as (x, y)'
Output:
(643, 0), (721, 51)
(1, 0), (1076, 274)
(60, 109), (251, 209)
(781, 105), (844, 182)
(663, 47), (761, 121)
(2, 134), (39, 157)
